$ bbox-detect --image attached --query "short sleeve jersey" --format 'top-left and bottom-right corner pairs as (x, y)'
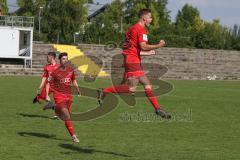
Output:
(49, 66), (76, 99)
(122, 23), (148, 62)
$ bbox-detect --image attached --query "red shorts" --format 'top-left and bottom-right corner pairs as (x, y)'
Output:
(123, 70), (145, 79)
(123, 55), (145, 79)
(53, 93), (73, 112)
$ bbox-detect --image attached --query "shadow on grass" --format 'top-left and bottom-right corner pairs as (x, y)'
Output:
(18, 132), (68, 141)
(59, 144), (132, 158)
(17, 113), (54, 120)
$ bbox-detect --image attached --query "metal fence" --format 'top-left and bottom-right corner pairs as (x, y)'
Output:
(0, 16), (34, 28)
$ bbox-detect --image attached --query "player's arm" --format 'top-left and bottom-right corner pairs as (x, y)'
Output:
(139, 40), (166, 51)
(73, 80), (81, 96)
(45, 74), (52, 102)
(37, 65), (48, 93)
(37, 77), (46, 94)
(45, 81), (51, 101)
(140, 50), (156, 56)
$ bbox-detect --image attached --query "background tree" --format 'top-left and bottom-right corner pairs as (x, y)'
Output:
(176, 4), (200, 29)
(196, 20), (228, 49)
(13, 0), (240, 50)
(124, 0), (147, 27)
(0, 0), (8, 14)
(230, 24), (240, 50)
(83, 0), (124, 44)
(174, 4), (201, 47)
(41, 0), (87, 43)
(17, 0), (35, 16)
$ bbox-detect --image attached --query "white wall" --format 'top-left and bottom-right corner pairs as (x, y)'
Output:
(0, 27), (20, 57)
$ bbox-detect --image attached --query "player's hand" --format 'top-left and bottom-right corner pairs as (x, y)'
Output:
(77, 90), (81, 97)
(159, 40), (166, 47)
(140, 50), (156, 56)
(46, 95), (51, 102)
(36, 88), (40, 95)
(150, 50), (156, 55)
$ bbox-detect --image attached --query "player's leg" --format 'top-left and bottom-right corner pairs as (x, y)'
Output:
(97, 83), (130, 106)
(139, 75), (160, 110)
(39, 89), (58, 118)
(98, 60), (142, 105)
(33, 85), (46, 104)
(127, 77), (139, 93)
(97, 79), (131, 106)
(97, 73), (127, 105)
(35, 84), (47, 103)
(55, 106), (70, 120)
(55, 103), (79, 143)
(139, 75), (171, 119)
(103, 83), (130, 94)
(97, 76), (139, 106)
(49, 88), (59, 119)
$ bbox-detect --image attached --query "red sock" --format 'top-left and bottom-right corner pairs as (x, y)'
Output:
(65, 119), (75, 136)
(145, 88), (161, 110)
(103, 85), (130, 94)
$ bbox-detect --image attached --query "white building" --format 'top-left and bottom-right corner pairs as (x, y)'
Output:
(0, 15), (34, 68)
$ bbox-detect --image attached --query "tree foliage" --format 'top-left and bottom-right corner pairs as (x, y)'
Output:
(14, 0), (240, 50)
(0, 0), (8, 14)
(41, 0), (87, 43)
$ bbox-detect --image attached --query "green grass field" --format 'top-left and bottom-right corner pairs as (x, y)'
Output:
(0, 76), (240, 160)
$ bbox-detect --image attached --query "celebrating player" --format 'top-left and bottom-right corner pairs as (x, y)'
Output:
(46, 52), (81, 143)
(33, 52), (59, 104)
(33, 52), (59, 119)
(98, 9), (171, 119)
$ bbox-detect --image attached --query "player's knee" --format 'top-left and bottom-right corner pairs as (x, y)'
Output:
(56, 108), (69, 121)
(61, 114), (70, 121)
(144, 85), (152, 90)
(57, 114), (65, 121)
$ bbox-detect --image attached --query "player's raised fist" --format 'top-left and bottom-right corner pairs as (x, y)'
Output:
(159, 40), (166, 47)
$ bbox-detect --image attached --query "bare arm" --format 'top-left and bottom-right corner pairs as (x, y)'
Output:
(73, 80), (81, 96)
(140, 50), (156, 56)
(37, 77), (47, 94)
(45, 82), (51, 101)
(140, 40), (166, 51)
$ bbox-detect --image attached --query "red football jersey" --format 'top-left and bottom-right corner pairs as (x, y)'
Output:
(42, 63), (60, 78)
(49, 66), (76, 100)
(122, 23), (148, 62)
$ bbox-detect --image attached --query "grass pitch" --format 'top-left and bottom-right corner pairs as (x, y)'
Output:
(0, 76), (240, 160)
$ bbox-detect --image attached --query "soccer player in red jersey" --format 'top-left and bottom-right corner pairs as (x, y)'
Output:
(98, 9), (171, 119)
(46, 52), (81, 143)
(33, 52), (59, 104)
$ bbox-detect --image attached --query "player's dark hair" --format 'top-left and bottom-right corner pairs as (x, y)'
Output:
(138, 8), (151, 18)
(58, 52), (68, 59)
(47, 52), (56, 58)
